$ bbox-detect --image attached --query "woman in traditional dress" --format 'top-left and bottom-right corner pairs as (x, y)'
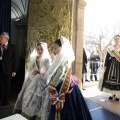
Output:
(44, 37), (92, 120)
(14, 42), (51, 120)
(90, 50), (100, 81)
(99, 35), (120, 101)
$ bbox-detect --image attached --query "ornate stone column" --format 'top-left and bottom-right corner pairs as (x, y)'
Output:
(72, 0), (86, 89)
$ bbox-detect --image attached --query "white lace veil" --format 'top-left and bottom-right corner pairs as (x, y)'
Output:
(30, 42), (51, 62)
(45, 36), (75, 83)
(60, 36), (75, 66)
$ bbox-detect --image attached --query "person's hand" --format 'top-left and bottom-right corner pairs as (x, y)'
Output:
(104, 67), (107, 72)
(47, 87), (54, 93)
(12, 72), (16, 77)
(32, 70), (40, 75)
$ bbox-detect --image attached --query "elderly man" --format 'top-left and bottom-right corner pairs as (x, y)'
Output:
(0, 32), (18, 106)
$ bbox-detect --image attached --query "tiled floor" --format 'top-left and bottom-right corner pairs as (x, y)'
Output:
(0, 99), (120, 120)
(0, 80), (120, 119)
(85, 99), (120, 120)
(82, 80), (120, 115)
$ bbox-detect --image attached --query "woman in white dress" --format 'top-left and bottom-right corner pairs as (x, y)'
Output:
(14, 42), (51, 120)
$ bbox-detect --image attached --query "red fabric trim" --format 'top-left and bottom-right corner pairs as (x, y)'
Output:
(50, 68), (71, 111)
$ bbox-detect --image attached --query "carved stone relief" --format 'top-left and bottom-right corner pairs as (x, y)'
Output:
(26, 0), (72, 67)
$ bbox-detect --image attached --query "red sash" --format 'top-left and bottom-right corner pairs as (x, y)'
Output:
(50, 68), (71, 111)
(111, 50), (120, 62)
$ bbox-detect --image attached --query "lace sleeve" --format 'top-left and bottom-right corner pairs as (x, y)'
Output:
(44, 58), (51, 70)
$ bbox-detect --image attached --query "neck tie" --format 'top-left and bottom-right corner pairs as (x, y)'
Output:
(0, 45), (2, 56)
(2, 45), (6, 55)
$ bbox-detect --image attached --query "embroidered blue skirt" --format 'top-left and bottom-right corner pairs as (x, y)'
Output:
(48, 84), (92, 120)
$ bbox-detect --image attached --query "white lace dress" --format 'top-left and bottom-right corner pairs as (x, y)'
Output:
(14, 58), (51, 120)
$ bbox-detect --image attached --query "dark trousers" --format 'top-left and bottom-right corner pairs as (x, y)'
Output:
(0, 61), (12, 105)
(0, 74), (4, 100)
(0, 60), (3, 100)
(90, 69), (97, 80)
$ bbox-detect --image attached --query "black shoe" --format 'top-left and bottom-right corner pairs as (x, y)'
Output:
(109, 95), (116, 100)
(82, 88), (86, 90)
(115, 98), (119, 101)
(85, 80), (90, 82)
(109, 96), (113, 100)
(95, 80), (99, 81)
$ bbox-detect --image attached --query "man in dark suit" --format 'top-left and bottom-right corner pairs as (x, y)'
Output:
(82, 48), (89, 90)
(0, 32), (19, 106)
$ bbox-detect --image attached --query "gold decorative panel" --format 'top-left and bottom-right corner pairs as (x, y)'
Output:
(26, 0), (72, 67)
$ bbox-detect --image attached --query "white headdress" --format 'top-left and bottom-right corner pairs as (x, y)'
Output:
(30, 42), (51, 62)
(45, 36), (75, 83)
(60, 36), (75, 66)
